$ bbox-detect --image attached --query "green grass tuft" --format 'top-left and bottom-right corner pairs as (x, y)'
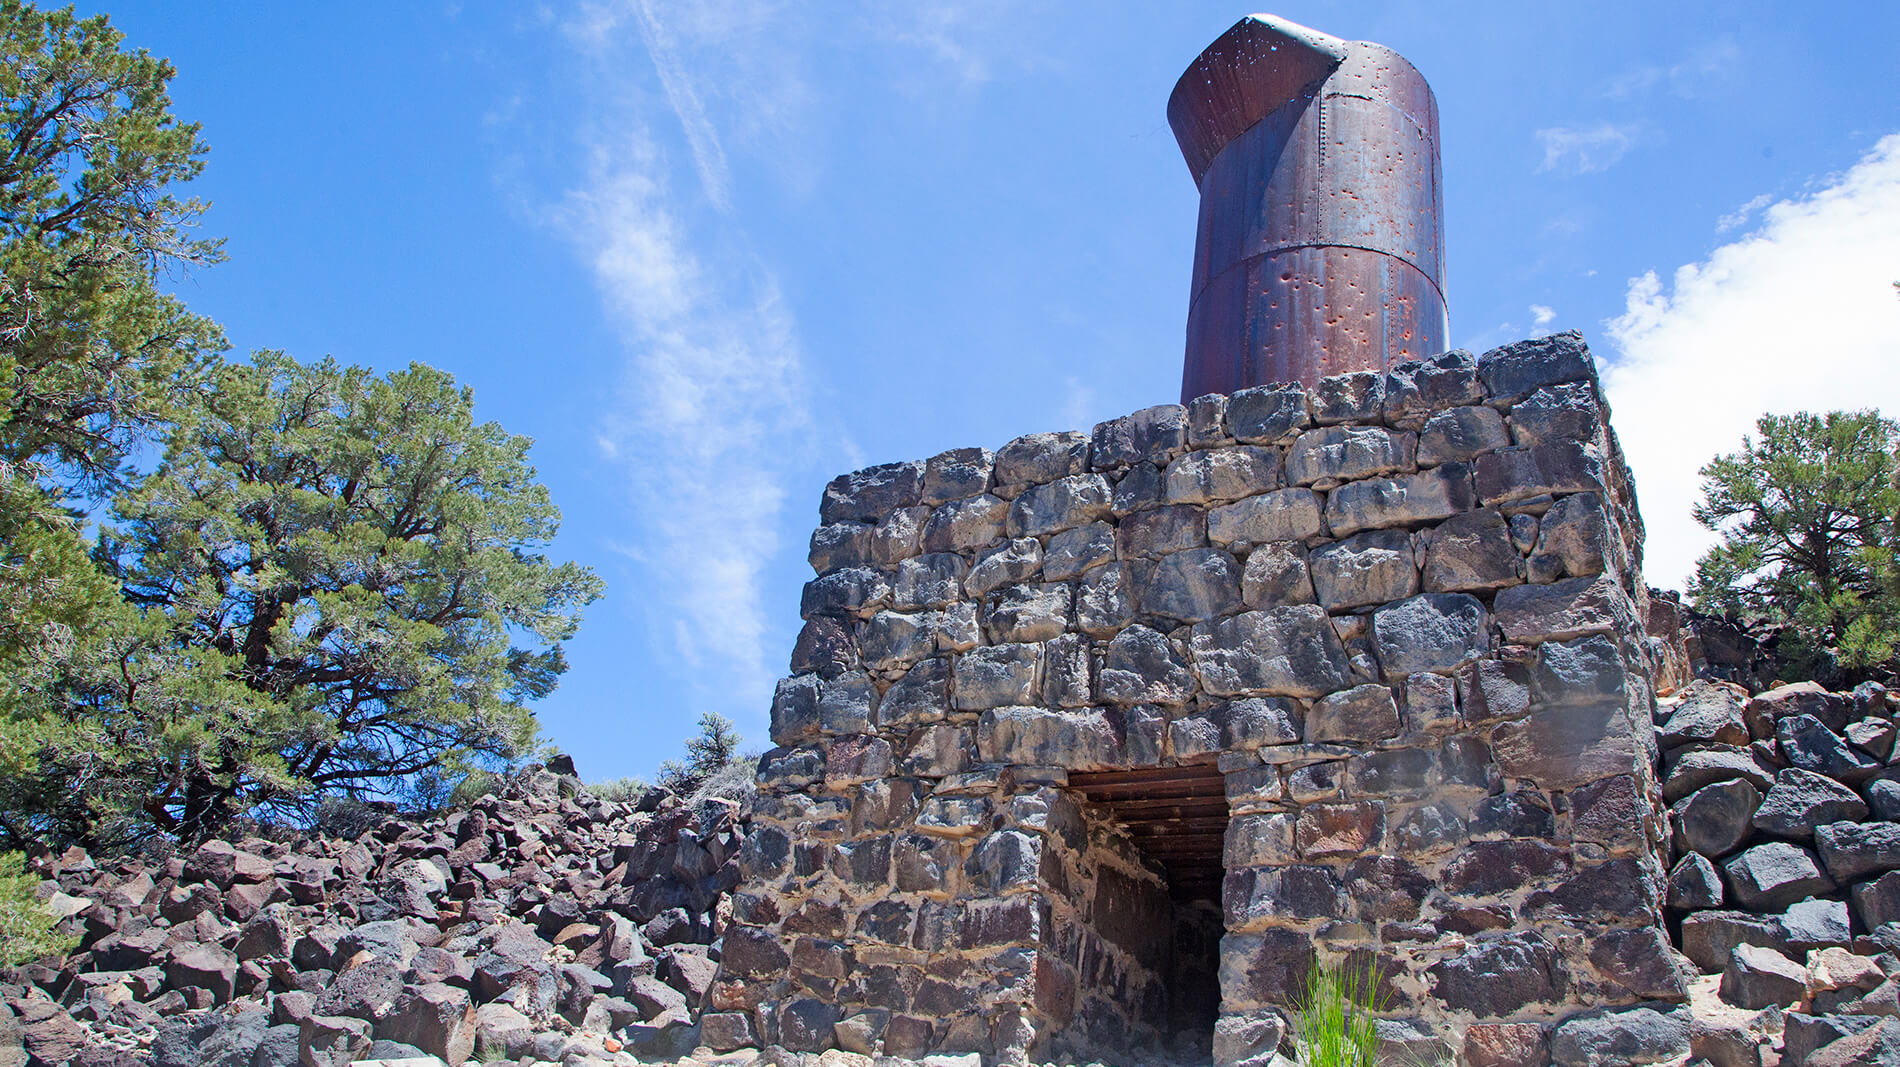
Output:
(1293, 957), (1387, 1067)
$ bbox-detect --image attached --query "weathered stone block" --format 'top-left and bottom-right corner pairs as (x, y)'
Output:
(1099, 624), (1193, 706)
(952, 644), (1039, 711)
(976, 707), (1121, 769)
(921, 494), (1007, 554)
(1535, 634), (1626, 705)
(1347, 747), (1436, 798)
(1372, 593), (1487, 680)
(1294, 800), (1384, 858)
(1418, 405), (1510, 465)
(1287, 425), (1416, 487)
(1187, 392), (1229, 447)
(1042, 632), (1092, 708)
(1190, 606), (1352, 697)
(801, 567), (891, 620)
(1222, 697), (1303, 749)
(1462, 1023), (1549, 1067)
(1044, 520), (1116, 580)
(1589, 925), (1691, 1001)
(1492, 700), (1635, 790)
(1307, 684), (1401, 744)
(922, 446), (994, 505)
(985, 582), (1071, 644)
(1494, 574), (1635, 643)
(1114, 506), (1201, 562)
(1142, 546), (1243, 623)
(791, 615), (858, 677)
(810, 522), (873, 573)
(1007, 474), (1112, 537)
(1547, 1005), (1690, 1067)
(1228, 383), (1311, 444)
(1426, 933), (1565, 1017)
(1310, 529), (1417, 611)
(1475, 439), (1604, 504)
(1814, 820), (1900, 882)
(1241, 540), (1316, 608)
(858, 610), (938, 671)
(1075, 561), (1135, 635)
(891, 552), (967, 610)
(1207, 487), (1323, 546)
(1385, 350), (1484, 427)
(1510, 381), (1601, 447)
(1224, 812), (1297, 867)
(1753, 767), (1869, 839)
(1219, 928), (1316, 1008)
(1165, 446), (1279, 506)
(870, 505), (930, 565)
(1530, 491), (1613, 581)
(1326, 464), (1473, 538)
(822, 460), (924, 524)
(881, 657), (949, 727)
(1422, 508), (1521, 592)
(966, 537), (1042, 597)
(1443, 839), (1569, 896)
(1313, 370), (1385, 425)
(1224, 864), (1347, 926)
(770, 674), (821, 745)
(994, 431), (1089, 489)
(817, 670), (877, 735)
(1092, 404), (1188, 469)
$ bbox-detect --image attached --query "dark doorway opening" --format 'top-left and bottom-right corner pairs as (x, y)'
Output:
(1070, 763), (1230, 1062)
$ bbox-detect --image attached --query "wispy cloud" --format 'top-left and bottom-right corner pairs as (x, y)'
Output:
(628, 0), (735, 211)
(1716, 193), (1773, 233)
(1608, 37), (1741, 100)
(1529, 304), (1556, 328)
(555, 2), (819, 708)
(1536, 122), (1639, 174)
(1603, 133), (1900, 589)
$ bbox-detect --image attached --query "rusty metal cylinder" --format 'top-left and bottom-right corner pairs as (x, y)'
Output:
(1170, 14), (1447, 401)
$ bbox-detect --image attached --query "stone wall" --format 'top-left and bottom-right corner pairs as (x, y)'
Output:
(720, 332), (1686, 1064)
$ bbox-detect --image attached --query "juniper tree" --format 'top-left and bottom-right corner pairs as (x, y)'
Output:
(0, 0), (222, 824)
(5, 353), (602, 844)
(1690, 409), (1900, 679)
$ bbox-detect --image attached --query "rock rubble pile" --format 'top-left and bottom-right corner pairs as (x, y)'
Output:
(1658, 677), (1900, 1064)
(5, 766), (743, 1067)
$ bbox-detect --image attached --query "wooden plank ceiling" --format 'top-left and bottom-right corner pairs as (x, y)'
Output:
(1068, 762), (1229, 903)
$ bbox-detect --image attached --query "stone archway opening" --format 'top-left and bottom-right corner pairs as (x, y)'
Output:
(1070, 763), (1231, 1062)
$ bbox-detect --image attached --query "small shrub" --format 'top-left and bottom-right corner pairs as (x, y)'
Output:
(0, 853), (76, 966)
(1294, 958), (1386, 1067)
(585, 776), (650, 804)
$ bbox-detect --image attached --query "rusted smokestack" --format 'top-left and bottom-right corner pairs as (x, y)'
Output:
(1171, 14), (1447, 401)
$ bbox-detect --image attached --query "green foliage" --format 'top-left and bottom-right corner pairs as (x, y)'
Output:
(1293, 959), (1387, 1067)
(656, 712), (742, 798)
(2, 352), (603, 846)
(0, 852), (75, 966)
(0, 0), (224, 488)
(0, 0), (223, 848)
(585, 776), (650, 804)
(1690, 410), (1900, 679)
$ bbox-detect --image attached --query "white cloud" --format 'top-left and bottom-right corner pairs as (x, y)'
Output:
(1536, 123), (1639, 174)
(1716, 193), (1772, 234)
(556, 5), (818, 710)
(1530, 304), (1556, 327)
(1603, 133), (1900, 591)
(1608, 37), (1741, 100)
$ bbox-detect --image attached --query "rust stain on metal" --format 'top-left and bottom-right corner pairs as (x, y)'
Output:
(1171, 13), (1447, 401)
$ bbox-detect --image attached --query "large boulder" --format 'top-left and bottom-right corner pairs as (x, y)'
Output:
(1752, 768), (1869, 840)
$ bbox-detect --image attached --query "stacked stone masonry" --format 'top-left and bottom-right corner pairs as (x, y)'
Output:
(726, 332), (1684, 1064)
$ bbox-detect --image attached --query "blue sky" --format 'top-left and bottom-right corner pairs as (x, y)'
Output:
(90, 2), (1900, 783)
